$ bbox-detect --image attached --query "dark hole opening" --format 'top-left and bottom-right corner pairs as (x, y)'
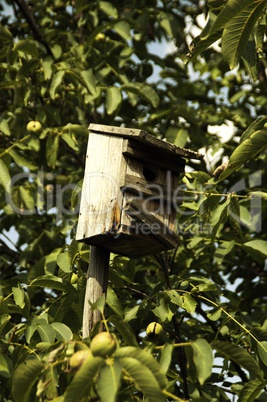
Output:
(143, 166), (157, 182)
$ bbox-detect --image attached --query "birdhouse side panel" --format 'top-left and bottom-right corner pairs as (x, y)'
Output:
(122, 156), (178, 224)
(119, 155), (180, 249)
(76, 134), (126, 241)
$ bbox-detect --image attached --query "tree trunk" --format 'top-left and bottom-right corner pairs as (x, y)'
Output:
(82, 246), (110, 338)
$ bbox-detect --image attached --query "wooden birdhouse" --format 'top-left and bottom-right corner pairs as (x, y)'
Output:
(76, 124), (202, 258)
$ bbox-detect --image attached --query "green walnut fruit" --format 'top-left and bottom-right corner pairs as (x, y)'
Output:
(95, 33), (106, 41)
(146, 322), (163, 338)
(71, 273), (79, 284)
(69, 349), (91, 370)
(26, 120), (42, 134)
(90, 332), (117, 358)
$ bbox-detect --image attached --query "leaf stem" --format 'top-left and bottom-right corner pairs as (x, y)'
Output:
(196, 294), (267, 356)
(0, 134), (31, 158)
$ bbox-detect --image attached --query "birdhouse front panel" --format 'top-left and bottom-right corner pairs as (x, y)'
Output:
(76, 124), (203, 258)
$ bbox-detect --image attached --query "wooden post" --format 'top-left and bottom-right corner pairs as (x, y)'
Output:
(82, 246), (110, 338)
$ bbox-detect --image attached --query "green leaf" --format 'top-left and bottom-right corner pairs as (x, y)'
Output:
(115, 347), (167, 389)
(0, 314), (11, 335)
(241, 39), (258, 80)
(96, 359), (122, 402)
(212, 340), (263, 379)
(105, 87), (122, 115)
(57, 252), (71, 273)
(207, 308), (222, 321)
(19, 186), (35, 212)
(106, 287), (124, 319)
(99, 1), (118, 18)
(12, 285), (25, 309)
(159, 343), (173, 375)
(228, 193), (243, 239)
(191, 0), (255, 59)
(0, 23), (13, 44)
(36, 322), (55, 343)
(42, 56), (53, 80)
(153, 297), (174, 322)
(166, 127), (188, 147)
(9, 149), (37, 170)
(222, 1), (267, 69)
(80, 69), (98, 96)
(124, 305), (139, 322)
(257, 341), (267, 366)
(216, 129), (267, 182)
(50, 70), (65, 99)
(238, 379), (266, 402)
(119, 357), (166, 402)
(243, 239), (267, 262)
(12, 359), (45, 402)
(62, 124), (88, 137)
(108, 316), (138, 346)
(64, 355), (105, 402)
(240, 116), (267, 143)
(29, 274), (71, 293)
(214, 240), (235, 265)
(122, 82), (160, 107)
(61, 133), (79, 151)
(46, 132), (59, 168)
(191, 338), (213, 385)
(113, 21), (131, 40)
(181, 293), (197, 313)
(0, 353), (12, 378)
(166, 289), (183, 307)
(0, 118), (11, 136)
(37, 366), (58, 399)
(51, 322), (73, 341)
(210, 198), (231, 235)
(14, 39), (39, 57)
(71, 179), (83, 210)
(0, 158), (11, 189)
(158, 11), (178, 38)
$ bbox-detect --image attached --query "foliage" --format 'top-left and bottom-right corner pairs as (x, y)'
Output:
(1, 0), (267, 401)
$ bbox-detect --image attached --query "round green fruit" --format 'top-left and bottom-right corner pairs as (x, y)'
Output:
(95, 33), (106, 41)
(69, 349), (91, 370)
(26, 120), (42, 134)
(90, 332), (117, 358)
(71, 273), (79, 284)
(146, 322), (163, 338)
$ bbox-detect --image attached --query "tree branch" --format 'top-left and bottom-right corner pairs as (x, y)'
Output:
(12, 0), (54, 58)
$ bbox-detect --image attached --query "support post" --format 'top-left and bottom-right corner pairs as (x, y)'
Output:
(82, 246), (110, 338)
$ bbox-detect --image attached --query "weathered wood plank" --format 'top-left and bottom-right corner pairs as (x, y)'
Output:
(124, 199), (179, 248)
(89, 123), (204, 160)
(123, 173), (183, 203)
(76, 133), (126, 241)
(81, 232), (174, 258)
(82, 246), (110, 338)
(123, 141), (185, 174)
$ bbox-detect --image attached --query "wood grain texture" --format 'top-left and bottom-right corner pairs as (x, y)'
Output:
(82, 246), (110, 338)
(89, 123), (204, 160)
(76, 133), (126, 241)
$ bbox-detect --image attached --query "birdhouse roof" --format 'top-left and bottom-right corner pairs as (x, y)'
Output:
(89, 124), (204, 160)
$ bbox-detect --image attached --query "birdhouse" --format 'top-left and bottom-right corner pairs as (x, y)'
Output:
(76, 124), (203, 258)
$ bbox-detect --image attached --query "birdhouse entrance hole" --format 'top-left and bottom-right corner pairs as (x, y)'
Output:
(142, 166), (157, 182)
